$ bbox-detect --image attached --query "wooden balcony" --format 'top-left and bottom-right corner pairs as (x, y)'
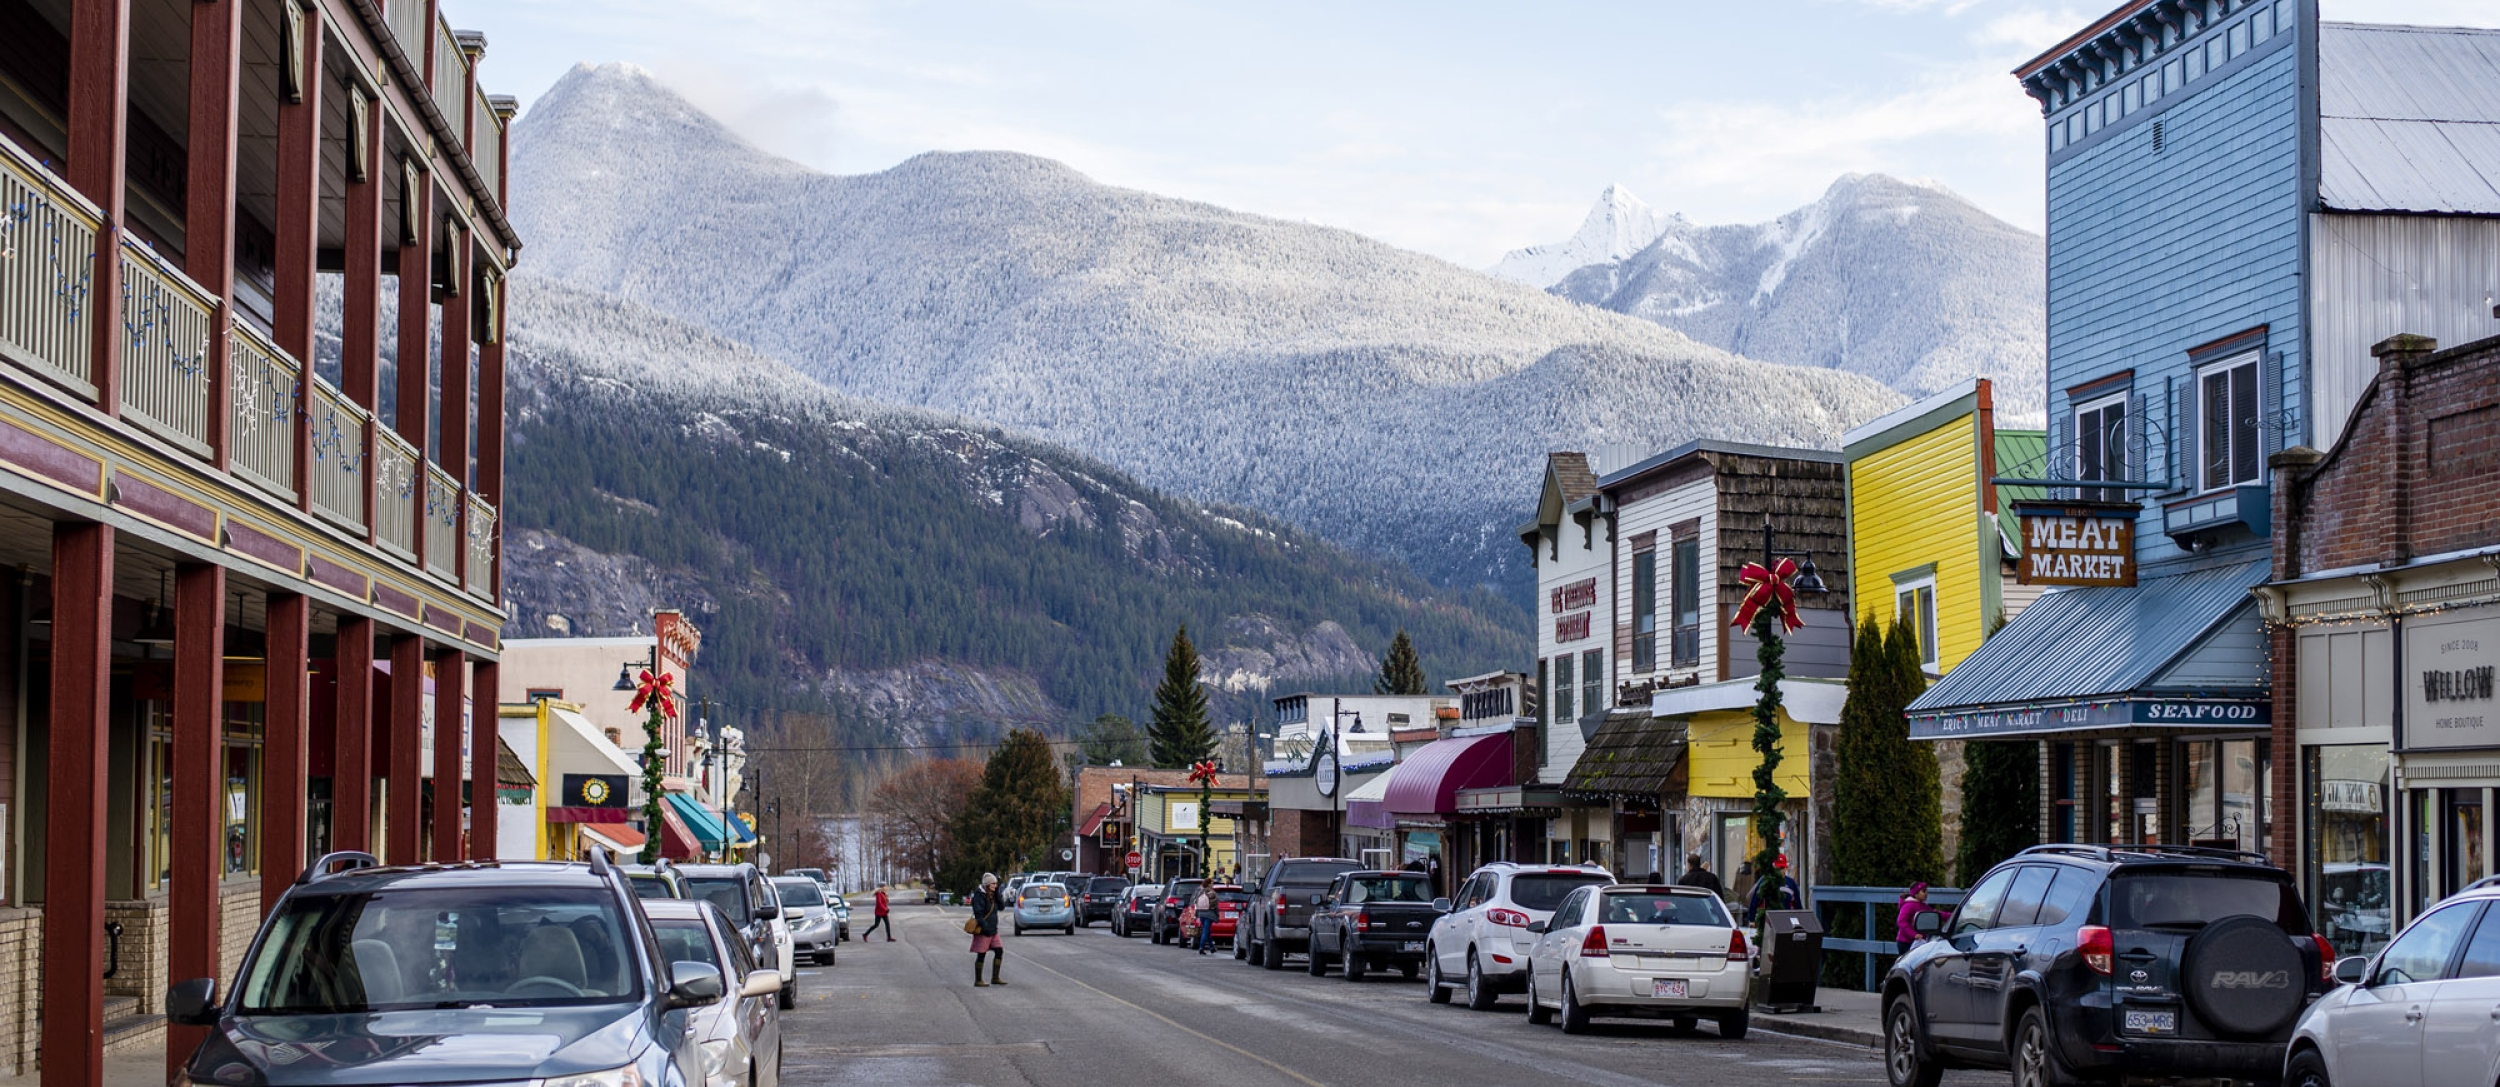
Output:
(308, 377), (370, 531)
(0, 140), (100, 394)
(422, 461), (459, 582)
(374, 427), (422, 562)
(229, 323), (302, 502)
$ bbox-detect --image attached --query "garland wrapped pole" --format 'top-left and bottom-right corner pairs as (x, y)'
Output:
(631, 669), (678, 864)
(1730, 514), (1820, 959)
(1189, 759), (1218, 877)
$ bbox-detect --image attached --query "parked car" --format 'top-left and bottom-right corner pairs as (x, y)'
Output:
(826, 893), (852, 942)
(1014, 881), (1078, 935)
(679, 863), (796, 1010)
(1522, 883), (1749, 1037)
(784, 867), (832, 887)
(2282, 874), (2500, 1087)
(1116, 883), (1163, 938)
(771, 877), (839, 967)
(1152, 879), (1207, 945)
(166, 851), (718, 1087)
(622, 860), (689, 900)
(1882, 844), (2331, 1087)
(1004, 874), (1033, 906)
(1306, 870), (1440, 980)
(1181, 884), (1248, 947)
(646, 897), (785, 1087)
(1242, 858), (1363, 968)
(1078, 875), (1131, 927)
(1425, 861), (1614, 1009)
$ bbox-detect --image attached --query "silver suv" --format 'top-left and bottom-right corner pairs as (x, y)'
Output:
(2284, 875), (2500, 1087)
(1424, 862), (1614, 1010)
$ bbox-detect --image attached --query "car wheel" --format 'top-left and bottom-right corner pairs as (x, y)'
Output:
(1525, 964), (1553, 1025)
(1717, 1008), (1748, 1041)
(2012, 1006), (2080, 1087)
(1343, 943), (1366, 983)
(1399, 964), (1417, 980)
(1885, 995), (1943, 1087)
(778, 974), (797, 1011)
(1465, 951), (1499, 1011)
(1234, 935), (1248, 961)
(2283, 1048), (2332, 1087)
(1263, 934), (1285, 970)
(1015, 925), (1026, 937)
(1558, 971), (1590, 1034)
(1064, 924), (1074, 935)
(1425, 948), (1452, 1004)
(1307, 938), (1329, 975)
(1670, 1015), (1696, 1033)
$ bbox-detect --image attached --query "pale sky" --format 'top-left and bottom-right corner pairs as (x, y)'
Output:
(464, 0), (2500, 268)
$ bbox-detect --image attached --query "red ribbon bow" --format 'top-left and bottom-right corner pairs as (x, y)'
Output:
(628, 669), (679, 720)
(1187, 760), (1218, 786)
(1731, 557), (1805, 635)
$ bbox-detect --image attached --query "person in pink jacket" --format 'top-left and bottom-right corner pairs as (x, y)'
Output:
(1896, 882), (1942, 952)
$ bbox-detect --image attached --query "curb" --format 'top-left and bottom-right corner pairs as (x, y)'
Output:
(1753, 1016), (1880, 1050)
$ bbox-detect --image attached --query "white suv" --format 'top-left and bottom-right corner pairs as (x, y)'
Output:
(1424, 862), (1614, 1010)
(2285, 875), (2500, 1087)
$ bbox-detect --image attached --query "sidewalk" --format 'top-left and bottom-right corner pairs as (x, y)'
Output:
(0, 1055), (162, 1087)
(1748, 986), (1882, 1049)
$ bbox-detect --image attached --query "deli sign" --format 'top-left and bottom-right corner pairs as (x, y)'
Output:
(2015, 501), (2137, 587)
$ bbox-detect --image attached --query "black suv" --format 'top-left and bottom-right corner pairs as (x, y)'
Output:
(1883, 844), (2332, 1087)
(1077, 875), (1130, 927)
(1241, 857), (1362, 969)
(1152, 878), (1207, 945)
(167, 851), (721, 1087)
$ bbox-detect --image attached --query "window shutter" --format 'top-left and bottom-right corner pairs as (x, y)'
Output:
(2173, 375), (2197, 492)
(2125, 391), (2147, 484)
(2262, 350), (2286, 457)
(2049, 412), (2070, 501)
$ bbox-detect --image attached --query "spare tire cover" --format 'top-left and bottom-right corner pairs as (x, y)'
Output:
(2182, 914), (2305, 1037)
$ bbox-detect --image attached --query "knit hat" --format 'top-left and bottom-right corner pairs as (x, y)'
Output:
(1772, 854), (1789, 870)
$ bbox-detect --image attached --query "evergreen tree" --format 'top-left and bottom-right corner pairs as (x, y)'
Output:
(1149, 626), (1216, 768)
(1374, 628), (1428, 695)
(1832, 613), (1898, 884)
(943, 729), (1072, 889)
(1077, 713), (1149, 766)
(1958, 740), (2040, 885)
(1875, 613), (1943, 882)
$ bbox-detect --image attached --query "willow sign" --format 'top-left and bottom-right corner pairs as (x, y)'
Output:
(2014, 501), (2137, 587)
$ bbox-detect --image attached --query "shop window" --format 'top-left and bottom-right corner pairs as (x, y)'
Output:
(1553, 655), (1575, 724)
(2075, 392), (2130, 501)
(1713, 813), (1751, 895)
(1581, 649), (1602, 715)
(1894, 575), (1937, 670)
(1631, 547), (1657, 673)
(2306, 745), (2391, 956)
(2451, 791), (2487, 893)
(1671, 538), (1701, 667)
(2199, 353), (2260, 491)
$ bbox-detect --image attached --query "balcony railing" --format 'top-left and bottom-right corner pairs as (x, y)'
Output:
(373, 428), (420, 561)
(386, 0), (430, 80)
(0, 139), (99, 395)
(306, 376), (368, 531)
(422, 461), (458, 581)
(474, 87), (500, 200)
(118, 241), (214, 456)
(227, 323), (299, 501)
(433, 20), (466, 132)
(464, 491), (494, 597)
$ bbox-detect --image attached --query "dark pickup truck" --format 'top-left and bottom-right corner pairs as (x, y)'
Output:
(1243, 857), (1363, 969)
(1306, 870), (1442, 981)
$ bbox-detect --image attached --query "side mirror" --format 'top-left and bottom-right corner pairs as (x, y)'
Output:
(2334, 955), (2370, 985)
(756, 903), (780, 921)
(1309, 893), (1325, 906)
(739, 969), (783, 998)
(1526, 921), (1549, 934)
(666, 961), (726, 1009)
(1431, 898), (1452, 913)
(166, 978), (218, 1026)
(1912, 911), (1943, 937)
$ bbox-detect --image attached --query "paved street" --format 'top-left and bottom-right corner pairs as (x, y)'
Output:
(778, 906), (1987, 1087)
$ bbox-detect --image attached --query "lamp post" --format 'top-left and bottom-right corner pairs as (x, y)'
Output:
(1732, 513), (1827, 949)
(1326, 701), (1361, 858)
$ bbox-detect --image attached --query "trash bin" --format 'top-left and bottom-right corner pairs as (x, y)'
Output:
(1754, 909), (1824, 1013)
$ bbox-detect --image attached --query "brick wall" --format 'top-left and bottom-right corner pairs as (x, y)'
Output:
(102, 900), (167, 1011)
(0, 907), (40, 1075)
(1265, 808), (1336, 858)
(2284, 334), (2500, 576)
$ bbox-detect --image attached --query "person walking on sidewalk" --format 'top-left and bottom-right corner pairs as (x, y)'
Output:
(1745, 855), (1802, 925)
(1192, 884), (1217, 954)
(1678, 856), (1723, 895)
(967, 873), (1007, 987)
(1895, 882), (1941, 954)
(862, 885), (895, 942)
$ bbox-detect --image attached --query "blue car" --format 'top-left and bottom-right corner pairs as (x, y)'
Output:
(1014, 881), (1077, 935)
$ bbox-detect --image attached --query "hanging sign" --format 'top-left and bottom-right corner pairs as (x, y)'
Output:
(563, 774), (630, 808)
(2014, 501), (2138, 587)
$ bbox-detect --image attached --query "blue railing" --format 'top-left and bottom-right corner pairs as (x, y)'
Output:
(1810, 884), (1966, 992)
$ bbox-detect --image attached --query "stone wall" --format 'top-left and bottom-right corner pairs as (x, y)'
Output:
(0, 908), (41, 1075)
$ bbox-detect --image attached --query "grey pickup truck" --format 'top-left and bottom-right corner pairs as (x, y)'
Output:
(1241, 857), (1362, 969)
(1306, 869), (1443, 980)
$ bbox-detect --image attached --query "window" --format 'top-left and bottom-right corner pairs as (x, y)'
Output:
(2199, 353), (2260, 490)
(525, 688), (563, 702)
(1995, 866), (2058, 928)
(2123, 82), (2140, 113)
(1553, 655), (1575, 723)
(2458, 902), (2500, 979)
(2035, 869), (2099, 927)
(2165, 58), (2184, 93)
(1894, 575), (1937, 670)
(1581, 649), (1602, 714)
(1951, 867), (2021, 935)
(1631, 547), (1657, 672)
(2076, 393), (2130, 501)
(2374, 902), (2481, 986)
(1671, 537), (1701, 667)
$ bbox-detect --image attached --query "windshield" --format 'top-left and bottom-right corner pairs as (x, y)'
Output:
(685, 877), (753, 922)
(1215, 891), (1253, 906)
(2112, 873), (2306, 931)
(1089, 878), (1131, 894)
(1598, 891), (1731, 926)
(773, 880), (825, 906)
(1025, 885), (1066, 900)
(237, 885), (642, 1013)
(1346, 877), (1431, 903)
(627, 875), (676, 900)
(1280, 861), (1360, 885)
(651, 918), (722, 970)
(1509, 874), (1612, 912)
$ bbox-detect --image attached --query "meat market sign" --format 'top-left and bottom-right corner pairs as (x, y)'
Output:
(2014, 501), (2137, 587)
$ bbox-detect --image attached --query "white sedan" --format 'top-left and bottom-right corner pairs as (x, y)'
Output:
(1521, 883), (1752, 1038)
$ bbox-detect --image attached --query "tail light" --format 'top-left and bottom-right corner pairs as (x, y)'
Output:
(1356, 910), (1373, 932)
(1726, 929), (1750, 962)
(1579, 925), (1610, 958)
(1276, 892), (1290, 911)
(2313, 934), (2336, 984)
(1487, 908), (1531, 928)
(2077, 925), (2113, 975)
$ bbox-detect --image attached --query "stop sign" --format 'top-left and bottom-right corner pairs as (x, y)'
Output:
(1125, 851), (1142, 870)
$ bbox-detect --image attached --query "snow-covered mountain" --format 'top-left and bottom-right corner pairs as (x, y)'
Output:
(507, 63), (1904, 594)
(1497, 178), (2046, 419)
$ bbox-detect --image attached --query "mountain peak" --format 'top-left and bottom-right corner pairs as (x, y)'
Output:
(1488, 184), (1678, 288)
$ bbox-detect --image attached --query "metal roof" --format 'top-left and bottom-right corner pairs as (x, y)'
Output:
(2319, 23), (2500, 215)
(1907, 560), (2268, 715)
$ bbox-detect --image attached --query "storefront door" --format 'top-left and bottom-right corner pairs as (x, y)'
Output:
(2305, 745), (2392, 955)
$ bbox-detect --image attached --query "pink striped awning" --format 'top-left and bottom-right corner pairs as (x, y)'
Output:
(1383, 732), (1513, 817)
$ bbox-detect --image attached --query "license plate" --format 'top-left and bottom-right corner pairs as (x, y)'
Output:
(2122, 1009), (2177, 1035)
(1401, 941), (1424, 952)
(1653, 979), (1689, 999)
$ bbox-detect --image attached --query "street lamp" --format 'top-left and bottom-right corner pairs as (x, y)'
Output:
(1324, 701), (1361, 859)
(1735, 513), (1828, 943)
(612, 646), (657, 691)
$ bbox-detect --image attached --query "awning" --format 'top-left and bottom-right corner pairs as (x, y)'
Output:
(726, 811), (758, 845)
(1906, 560), (2273, 740)
(549, 706), (642, 777)
(1563, 712), (1688, 798)
(496, 737), (537, 789)
(666, 793), (731, 851)
(658, 802), (704, 860)
(1077, 802), (1114, 837)
(579, 823), (645, 856)
(1384, 732), (1514, 816)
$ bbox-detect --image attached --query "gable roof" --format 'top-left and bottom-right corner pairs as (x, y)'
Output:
(2319, 23), (2500, 215)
